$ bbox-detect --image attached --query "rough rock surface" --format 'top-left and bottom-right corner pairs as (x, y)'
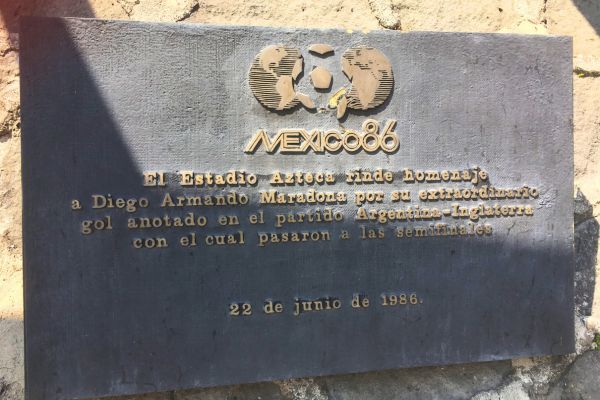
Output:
(1, 1), (599, 399)
(547, 350), (600, 399)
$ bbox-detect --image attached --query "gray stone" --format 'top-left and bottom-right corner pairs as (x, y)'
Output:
(321, 361), (512, 400)
(547, 351), (600, 400)
(0, 319), (24, 400)
(175, 381), (286, 400)
(574, 189), (594, 225)
(471, 380), (530, 400)
(574, 217), (599, 316)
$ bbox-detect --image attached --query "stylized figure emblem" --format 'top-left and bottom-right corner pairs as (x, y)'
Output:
(248, 44), (393, 118)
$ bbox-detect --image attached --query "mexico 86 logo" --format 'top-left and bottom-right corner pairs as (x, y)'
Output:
(248, 44), (394, 119)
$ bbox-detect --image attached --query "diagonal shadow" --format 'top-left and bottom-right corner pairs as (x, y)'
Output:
(571, 0), (600, 37)
(20, 16), (142, 400)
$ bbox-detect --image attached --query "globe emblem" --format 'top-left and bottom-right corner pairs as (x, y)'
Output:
(248, 45), (314, 111)
(248, 44), (394, 118)
(341, 47), (394, 111)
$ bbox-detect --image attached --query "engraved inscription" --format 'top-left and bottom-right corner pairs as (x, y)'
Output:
(72, 165), (539, 258)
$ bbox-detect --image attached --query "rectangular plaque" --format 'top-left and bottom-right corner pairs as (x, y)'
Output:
(21, 17), (574, 400)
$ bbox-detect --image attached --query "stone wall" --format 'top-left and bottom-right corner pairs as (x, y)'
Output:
(0, 1), (598, 399)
